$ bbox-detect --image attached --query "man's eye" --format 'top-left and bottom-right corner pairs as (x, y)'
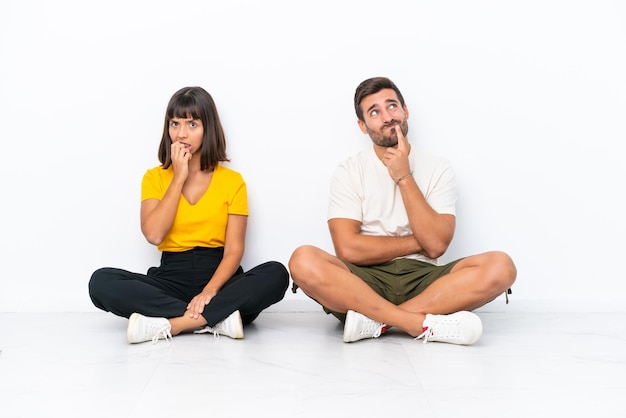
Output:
(371, 110), (379, 116)
(389, 104), (397, 109)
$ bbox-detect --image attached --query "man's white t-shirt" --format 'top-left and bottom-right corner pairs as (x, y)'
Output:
(327, 146), (457, 265)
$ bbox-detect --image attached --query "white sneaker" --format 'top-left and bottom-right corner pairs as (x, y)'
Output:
(343, 310), (386, 343)
(126, 313), (172, 344)
(194, 310), (244, 339)
(416, 311), (482, 345)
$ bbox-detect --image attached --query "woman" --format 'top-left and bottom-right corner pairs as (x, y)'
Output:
(89, 86), (289, 344)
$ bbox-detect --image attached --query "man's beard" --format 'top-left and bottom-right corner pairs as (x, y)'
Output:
(367, 119), (409, 147)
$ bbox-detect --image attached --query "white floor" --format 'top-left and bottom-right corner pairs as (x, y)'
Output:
(1, 300), (625, 418)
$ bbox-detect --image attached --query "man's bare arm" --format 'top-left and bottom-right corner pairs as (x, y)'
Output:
(380, 127), (455, 259)
(328, 218), (420, 266)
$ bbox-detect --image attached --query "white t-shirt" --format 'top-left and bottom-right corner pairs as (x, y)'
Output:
(327, 146), (456, 264)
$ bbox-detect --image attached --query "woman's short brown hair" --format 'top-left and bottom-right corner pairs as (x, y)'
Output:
(158, 86), (229, 171)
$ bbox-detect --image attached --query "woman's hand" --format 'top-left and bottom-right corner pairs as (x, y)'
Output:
(187, 289), (218, 319)
(171, 142), (192, 180)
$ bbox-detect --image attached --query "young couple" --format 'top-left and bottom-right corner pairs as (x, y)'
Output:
(89, 78), (516, 346)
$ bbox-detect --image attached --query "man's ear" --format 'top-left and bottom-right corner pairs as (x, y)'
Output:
(357, 119), (368, 134)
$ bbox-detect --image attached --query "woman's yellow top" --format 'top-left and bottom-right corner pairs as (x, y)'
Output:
(141, 164), (248, 252)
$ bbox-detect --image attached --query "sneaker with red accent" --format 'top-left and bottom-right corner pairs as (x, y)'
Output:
(416, 311), (482, 345)
(343, 310), (387, 343)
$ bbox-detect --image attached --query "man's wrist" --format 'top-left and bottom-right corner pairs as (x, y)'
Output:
(395, 172), (413, 185)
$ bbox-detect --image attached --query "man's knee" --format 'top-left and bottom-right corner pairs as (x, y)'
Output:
(288, 245), (318, 277)
(487, 251), (517, 291)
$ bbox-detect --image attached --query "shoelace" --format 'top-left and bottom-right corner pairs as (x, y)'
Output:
(194, 326), (221, 339)
(151, 326), (173, 345)
(415, 320), (459, 344)
(415, 327), (434, 344)
(360, 319), (384, 338)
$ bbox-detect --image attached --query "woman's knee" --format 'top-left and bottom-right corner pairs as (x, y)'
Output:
(252, 261), (290, 289)
(88, 267), (122, 298)
(88, 267), (115, 307)
(256, 260), (288, 278)
(89, 268), (108, 293)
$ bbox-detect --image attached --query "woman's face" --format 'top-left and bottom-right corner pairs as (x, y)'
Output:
(168, 116), (204, 154)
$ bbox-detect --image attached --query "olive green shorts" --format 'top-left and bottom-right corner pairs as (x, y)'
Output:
(324, 257), (463, 322)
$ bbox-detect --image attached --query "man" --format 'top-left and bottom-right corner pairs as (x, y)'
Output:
(289, 77), (516, 345)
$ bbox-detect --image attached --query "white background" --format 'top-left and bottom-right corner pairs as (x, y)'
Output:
(1, 0), (625, 312)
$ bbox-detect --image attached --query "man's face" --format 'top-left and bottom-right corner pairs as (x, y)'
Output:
(358, 88), (409, 147)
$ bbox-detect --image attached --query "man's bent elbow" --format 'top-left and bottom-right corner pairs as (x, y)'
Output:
(421, 242), (449, 260)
